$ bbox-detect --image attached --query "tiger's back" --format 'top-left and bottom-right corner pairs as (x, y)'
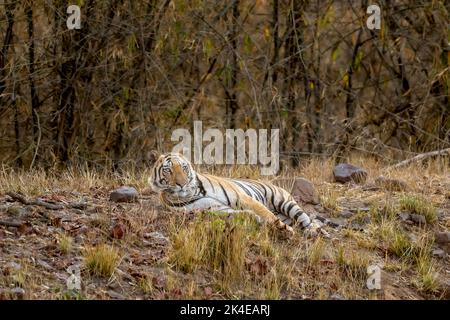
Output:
(197, 173), (311, 227)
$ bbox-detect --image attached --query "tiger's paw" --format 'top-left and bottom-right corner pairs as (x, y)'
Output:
(304, 220), (330, 239)
(270, 219), (294, 239)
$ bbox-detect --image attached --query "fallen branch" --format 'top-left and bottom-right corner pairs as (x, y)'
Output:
(6, 192), (87, 210)
(387, 148), (450, 170)
(0, 219), (23, 228)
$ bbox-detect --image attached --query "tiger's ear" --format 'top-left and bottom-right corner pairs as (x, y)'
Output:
(147, 150), (161, 165)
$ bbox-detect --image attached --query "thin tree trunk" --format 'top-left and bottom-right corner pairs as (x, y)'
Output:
(26, 2), (40, 163)
(0, 2), (16, 106)
(226, 0), (240, 129)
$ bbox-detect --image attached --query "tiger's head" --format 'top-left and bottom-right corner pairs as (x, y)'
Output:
(149, 152), (197, 197)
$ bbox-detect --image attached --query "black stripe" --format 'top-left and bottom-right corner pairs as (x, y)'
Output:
(285, 202), (295, 216)
(205, 176), (216, 193)
(218, 182), (231, 206)
(167, 197), (202, 207)
(247, 183), (265, 202)
(268, 185), (282, 213)
(197, 176), (207, 196)
(233, 181), (253, 197)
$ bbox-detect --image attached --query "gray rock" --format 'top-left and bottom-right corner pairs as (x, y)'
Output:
(6, 206), (28, 217)
(327, 218), (348, 228)
(107, 290), (126, 300)
(291, 178), (319, 205)
(374, 176), (408, 192)
(109, 186), (138, 203)
(432, 249), (445, 258)
(435, 232), (450, 244)
(143, 231), (169, 245)
(5, 261), (21, 271)
(36, 259), (54, 271)
(339, 210), (354, 218)
(330, 293), (345, 300)
(314, 204), (325, 213)
(339, 210), (355, 219)
(410, 214), (426, 225)
(333, 163), (368, 184)
(10, 287), (25, 299)
(398, 212), (410, 222)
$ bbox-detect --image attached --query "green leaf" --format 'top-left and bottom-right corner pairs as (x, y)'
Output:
(354, 49), (363, 71)
(331, 45), (340, 61)
(203, 38), (214, 58)
(127, 34), (137, 53)
(244, 34), (253, 54)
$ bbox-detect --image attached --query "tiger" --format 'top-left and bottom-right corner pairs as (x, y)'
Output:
(149, 152), (325, 237)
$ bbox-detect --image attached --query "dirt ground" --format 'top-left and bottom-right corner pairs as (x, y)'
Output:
(0, 158), (449, 300)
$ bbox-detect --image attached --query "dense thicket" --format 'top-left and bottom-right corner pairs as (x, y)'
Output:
(0, 0), (449, 169)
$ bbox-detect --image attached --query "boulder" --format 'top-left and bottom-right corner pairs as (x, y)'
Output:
(333, 164), (367, 184)
(431, 249), (445, 258)
(410, 214), (426, 225)
(109, 186), (138, 203)
(435, 231), (450, 244)
(291, 178), (320, 205)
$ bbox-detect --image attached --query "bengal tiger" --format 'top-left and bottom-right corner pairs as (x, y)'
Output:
(149, 152), (325, 237)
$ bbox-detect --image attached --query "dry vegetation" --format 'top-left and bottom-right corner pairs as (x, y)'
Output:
(0, 157), (448, 300)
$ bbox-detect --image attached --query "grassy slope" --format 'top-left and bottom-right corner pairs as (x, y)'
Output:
(0, 157), (448, 300)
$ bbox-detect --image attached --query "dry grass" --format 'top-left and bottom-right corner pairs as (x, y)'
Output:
(57, 233), (73, 255)
(168, 212), (254, 291)
(0, 155), (448, 300)
(84, 244), (121, 278)
(399, 194), (437, 224)
(319, 188), (341, 214)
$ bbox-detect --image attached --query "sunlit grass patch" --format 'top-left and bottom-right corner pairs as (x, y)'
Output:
(84, 244), (121, 277)
(57, 233), (73, 255)
(320, 188), (341, 214)
(399, 195), (437, 224)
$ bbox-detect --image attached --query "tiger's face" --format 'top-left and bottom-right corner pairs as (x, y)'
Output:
(149, 153), (197, 197)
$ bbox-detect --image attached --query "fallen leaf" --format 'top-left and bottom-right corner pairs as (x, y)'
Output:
(152, 274), (166, 289)
(110, 223), (125, 239)
(204, 286), (213, 297)
(17, 222), (33, 235)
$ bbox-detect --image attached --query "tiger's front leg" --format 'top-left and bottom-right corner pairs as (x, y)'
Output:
(236, 194), (294, 238)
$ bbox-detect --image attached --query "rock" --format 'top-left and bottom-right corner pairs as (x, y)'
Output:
(330, 293), (345, 300)
(36, 259), (54, 271)
(350, 216), (371, 230)
(432, 249), (445, 258)
(143, 231), (169, 245)
(374, 176), (407, 192)
(314, 204), (325, 212)
(398, 212), (410, 222)
(435, 232), (450, 244)
(339, 210), (354, 218)
(333, 163), (368, 184)
(327, 218), (348, 228)
(3, 262), (21, 275)
(109, 186), (138, 203)
(291, 178), (319, 205)
(10, 287), (25, 300)
(6, 206), (28, 218)
(410, 214), (426, 225)
(107, 290), (126, 300)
